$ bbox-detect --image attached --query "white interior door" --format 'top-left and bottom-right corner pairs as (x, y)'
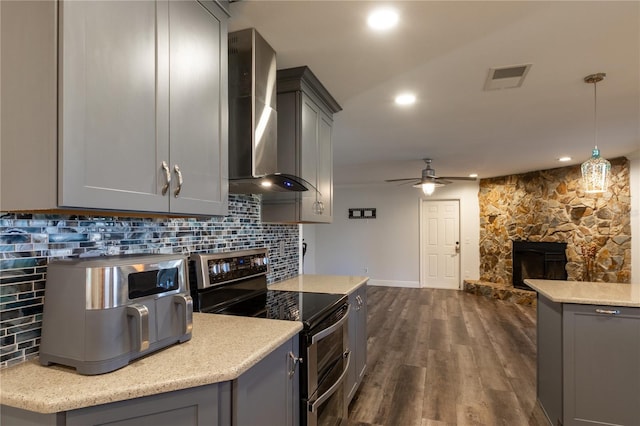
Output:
(420, 200), (461, 289)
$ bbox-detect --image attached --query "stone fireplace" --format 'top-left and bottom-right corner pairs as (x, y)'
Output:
(478, 157), (631, 286)
(512, 241), (568, 290)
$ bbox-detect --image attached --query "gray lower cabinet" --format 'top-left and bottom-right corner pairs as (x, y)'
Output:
(1, 336), (299, 426)
(537, 294), (563, 426)
(1, 383), (231, 426)
(0, 0), (228, 216)
(347, 286), (368, 403)
(562, 303), (640, 426)
(261, 66), (341, 224)
(537, 294), (640, 426)
(234, 335), (300, 426)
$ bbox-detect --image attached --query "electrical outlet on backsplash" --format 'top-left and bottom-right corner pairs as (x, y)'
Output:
(0, 194), (300, 368)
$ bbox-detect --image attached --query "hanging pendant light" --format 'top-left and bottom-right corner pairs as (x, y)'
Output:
(581, 73), (611, 193)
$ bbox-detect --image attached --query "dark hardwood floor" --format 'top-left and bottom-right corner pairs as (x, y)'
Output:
(347, 286), (550, 426)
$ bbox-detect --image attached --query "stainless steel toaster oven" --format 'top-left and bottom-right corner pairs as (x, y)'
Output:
(39, 254), (192, 375)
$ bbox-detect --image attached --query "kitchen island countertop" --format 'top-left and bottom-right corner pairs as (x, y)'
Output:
(0, 313), (302, 414)
(270, 274), (369, 295)
(525, 279), (640, 307)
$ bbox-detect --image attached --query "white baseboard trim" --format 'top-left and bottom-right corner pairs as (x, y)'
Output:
(367, 279), (420, 288)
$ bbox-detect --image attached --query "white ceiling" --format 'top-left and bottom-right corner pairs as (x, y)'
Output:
(228, 1), (640, 186)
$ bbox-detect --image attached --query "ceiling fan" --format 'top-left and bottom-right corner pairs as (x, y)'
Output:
(385, 159), (477, 195)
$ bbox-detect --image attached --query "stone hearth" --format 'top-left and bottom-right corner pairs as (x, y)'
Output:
(463, 280), (537, 306)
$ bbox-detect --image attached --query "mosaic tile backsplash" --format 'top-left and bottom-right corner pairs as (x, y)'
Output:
(0, 194), (300, 368)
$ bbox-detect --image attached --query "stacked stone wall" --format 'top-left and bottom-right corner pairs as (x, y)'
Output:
(479, 157), (631, 284)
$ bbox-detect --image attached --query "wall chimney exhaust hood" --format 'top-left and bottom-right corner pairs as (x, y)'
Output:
(228, 28), (308, 193)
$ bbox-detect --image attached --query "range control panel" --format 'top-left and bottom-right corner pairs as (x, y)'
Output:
(190, 248), (269, 289)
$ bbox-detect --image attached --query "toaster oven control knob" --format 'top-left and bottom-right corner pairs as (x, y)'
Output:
(220, 262), (231, 274)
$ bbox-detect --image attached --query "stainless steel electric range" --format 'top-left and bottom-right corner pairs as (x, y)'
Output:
(189, 248), (350, 426)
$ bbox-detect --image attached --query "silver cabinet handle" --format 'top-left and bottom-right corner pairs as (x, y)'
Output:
(161, 161), (171, 196)
(173, 164), (183, 197)
(354, 295), (362, 311)
(288, 351), (302, 378)
(173, 294), (193, 335)
(595, 308), (621, 315)
(126, 304), (150, 352)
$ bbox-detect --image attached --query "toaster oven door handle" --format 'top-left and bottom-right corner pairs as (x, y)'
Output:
(127, 304), (150, 352)
(174, 294), (193, 335)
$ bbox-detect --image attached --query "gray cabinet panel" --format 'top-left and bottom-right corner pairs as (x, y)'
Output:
(317, 113), (333, 221)
(563, 304), (640, 426)
(1, 384), (228, 426)
(347, 285), (368, 403)
(168, 0), (228, 215)
(59, 0), (168, 212)
(0, 0), (58, 211)
(66, 384), (223, 426)
(537, 294), (563, 426)
(356, 286), (368, 385)
(234, 336), (299, 426)
(300, 93), (321, 222)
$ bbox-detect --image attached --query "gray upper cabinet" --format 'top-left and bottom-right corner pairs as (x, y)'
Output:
(0, 0), (228, 216)
(261, 66), (341, 224)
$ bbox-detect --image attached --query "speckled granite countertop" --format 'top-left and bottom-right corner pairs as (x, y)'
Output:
(525, 279), (640, 307)
(269, 274), (369, 295)
(0, 313), (302, 414)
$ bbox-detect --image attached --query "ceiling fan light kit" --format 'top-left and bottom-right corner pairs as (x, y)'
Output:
(581, 72), (611, 194)
(385, 158), (476, 196)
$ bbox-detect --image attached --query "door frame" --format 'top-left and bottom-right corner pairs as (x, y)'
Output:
(418, 198), (462, 289)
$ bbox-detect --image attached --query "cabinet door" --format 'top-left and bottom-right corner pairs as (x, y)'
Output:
(300, 93), (321, 222)
(59, 1), (169, 212)
(356, 287), (368, 384)
(536, 294), (563, 426)
(347, 292), (358, 401)
(168, 0), (228, 216)
(347, 286), (368, 403)
(315, 111), (333, 223)
(563, 304), (640, 426)
(235, 336), (299, 426)
(65, 384), (226, 426)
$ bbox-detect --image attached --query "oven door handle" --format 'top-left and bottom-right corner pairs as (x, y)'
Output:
(308, 350), (351, 413)
(311, 304), (350, 344)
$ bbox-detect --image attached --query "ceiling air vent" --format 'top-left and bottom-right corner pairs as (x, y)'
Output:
(483, 64), (532, 90)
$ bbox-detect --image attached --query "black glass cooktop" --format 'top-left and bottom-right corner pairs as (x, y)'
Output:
(204, 289), (347, 330)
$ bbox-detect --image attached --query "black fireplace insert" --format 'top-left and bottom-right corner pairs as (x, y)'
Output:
(512, 241), (568, 290)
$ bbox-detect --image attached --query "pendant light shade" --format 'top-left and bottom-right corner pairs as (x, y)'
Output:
(581, 73), (610, 193)
(581, 146), (610, 193)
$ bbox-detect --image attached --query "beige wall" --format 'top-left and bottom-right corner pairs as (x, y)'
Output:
(304, 181), (480, 287)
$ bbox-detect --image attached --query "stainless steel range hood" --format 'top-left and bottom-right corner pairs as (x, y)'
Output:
(228, 28), (308, 193)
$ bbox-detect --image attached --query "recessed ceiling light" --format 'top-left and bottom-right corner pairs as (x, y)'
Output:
(395, 93), (416, 105)
(367, 8), (399, 31)
(469, 173), (478, 178)
(558, 156), (572, 162)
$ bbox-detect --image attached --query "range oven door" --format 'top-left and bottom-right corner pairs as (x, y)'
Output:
(305, 304), (350, 426)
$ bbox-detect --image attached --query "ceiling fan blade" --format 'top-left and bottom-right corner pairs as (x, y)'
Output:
(439, 176), (478, 181)
(385, 178), (421, 182)
(434, 178), (453, 185)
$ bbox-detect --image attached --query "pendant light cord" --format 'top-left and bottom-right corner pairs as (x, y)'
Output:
(593, 79), (598, 150)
